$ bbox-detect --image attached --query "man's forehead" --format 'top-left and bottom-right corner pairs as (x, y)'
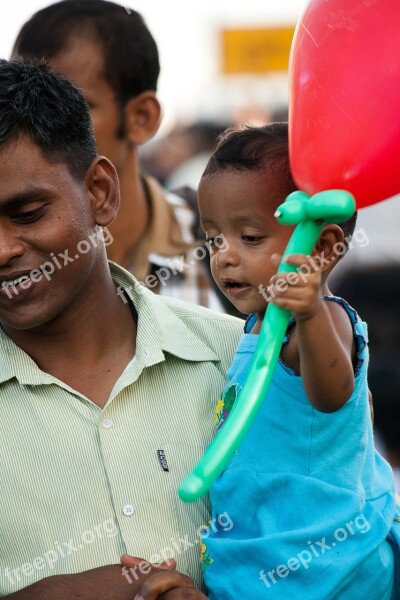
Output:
(0, 136), (74, 200)
(0, 135), (53, 169)
(50, 33), (105, 87)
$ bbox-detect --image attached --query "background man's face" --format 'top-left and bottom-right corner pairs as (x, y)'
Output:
(51, 37), (129, 174)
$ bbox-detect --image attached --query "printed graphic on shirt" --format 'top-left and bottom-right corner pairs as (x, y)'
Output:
(215, 383), (240, 433)
(200, 541), (214, 573)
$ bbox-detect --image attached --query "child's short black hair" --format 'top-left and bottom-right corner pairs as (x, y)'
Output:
(0, 58), (96, 180)
(203, 121), (296, 198)
(203, 121), (357, 245)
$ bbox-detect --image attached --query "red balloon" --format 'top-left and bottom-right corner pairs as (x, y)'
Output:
(289, 0), (400, 209)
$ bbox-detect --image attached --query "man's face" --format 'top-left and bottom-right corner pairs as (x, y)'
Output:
(50, 37), (129, 174)
(0, 135), (103, 332)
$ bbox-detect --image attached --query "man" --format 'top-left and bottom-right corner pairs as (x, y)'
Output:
(0, 59), (242, 598)
(12, 0), (224, 310)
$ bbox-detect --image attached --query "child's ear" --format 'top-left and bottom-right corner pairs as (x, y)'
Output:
(312, 224), (345, 271)
(124, 91), (161, 145)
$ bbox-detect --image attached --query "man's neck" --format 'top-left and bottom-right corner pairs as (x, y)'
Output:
(2, 266), (137, 405)
(107, 150), (150, 269)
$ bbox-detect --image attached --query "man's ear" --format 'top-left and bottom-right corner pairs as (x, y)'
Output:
(85, 156), (120, 227)
(124, 91), (161, 145)
(312, 224), (345, 272)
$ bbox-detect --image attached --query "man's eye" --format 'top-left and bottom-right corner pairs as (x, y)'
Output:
(12, 208), (44, 222)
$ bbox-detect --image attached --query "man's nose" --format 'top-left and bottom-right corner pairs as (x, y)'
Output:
(0, 225), (26, 267)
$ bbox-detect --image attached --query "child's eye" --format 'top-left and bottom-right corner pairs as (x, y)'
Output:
(206, 235), (224, 248)
(242, 235), (262, 244)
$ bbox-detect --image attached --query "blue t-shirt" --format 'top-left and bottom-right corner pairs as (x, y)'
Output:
(202, 297), (400, 600)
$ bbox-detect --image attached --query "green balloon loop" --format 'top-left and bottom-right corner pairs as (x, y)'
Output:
(178, 189), (355, 503)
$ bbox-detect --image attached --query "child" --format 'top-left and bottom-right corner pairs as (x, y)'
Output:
(130, 122), (400, 599)
(198, 122), (400, 600)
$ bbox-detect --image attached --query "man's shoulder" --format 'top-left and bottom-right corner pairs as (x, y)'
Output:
(159, 293), (243, 328)
(111, 262), (244, 364)
(143, 173), (201, 243)
(152, 293), (244, 360)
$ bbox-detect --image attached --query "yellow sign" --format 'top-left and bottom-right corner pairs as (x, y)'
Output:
(221, 27), (295, 74)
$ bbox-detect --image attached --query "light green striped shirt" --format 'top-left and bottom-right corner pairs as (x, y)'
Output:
(0, 263), (243, 595)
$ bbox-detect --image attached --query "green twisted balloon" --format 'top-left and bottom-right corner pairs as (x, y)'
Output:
(179, 189), (355, 503)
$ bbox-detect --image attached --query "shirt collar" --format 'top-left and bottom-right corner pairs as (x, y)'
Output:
(0, 331), (49, 385)
(111, 262), (220, 364)
(0, 263), (220, 385)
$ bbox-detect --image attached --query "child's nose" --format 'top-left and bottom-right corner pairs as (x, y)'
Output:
(215, 245), (240, 268)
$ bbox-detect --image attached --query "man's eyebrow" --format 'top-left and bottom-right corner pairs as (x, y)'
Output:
(0, 189), (51, 211)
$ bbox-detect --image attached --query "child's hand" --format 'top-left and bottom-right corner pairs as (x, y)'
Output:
(121, 553), (176, 571)
(120, 554), (208, 600)
(134, 570), (208, 600)
(268, 253), (324, 321)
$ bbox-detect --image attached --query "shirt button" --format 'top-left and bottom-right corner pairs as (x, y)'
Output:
(140, 348), (150, 361)
(102, 418), (113, 429)
(122, 504), (135, 516)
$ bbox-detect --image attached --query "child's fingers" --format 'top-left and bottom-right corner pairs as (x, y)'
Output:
(158, 590), (209, 600)
(134, 570), (194, 600)
(283, 253), (312, 268)
(270, 294), (314, 310)
(155, 558), (177, 571)
(269, 253), (322, 289)
(160, 559), (176, 570)
(120, 554), (176, 570)
(120, 554), (144, 568)
(268, 268), (323, 319)
(269, 271), (307, 288)
(269, 267), (321, 290)
(270, 252), (282, 269)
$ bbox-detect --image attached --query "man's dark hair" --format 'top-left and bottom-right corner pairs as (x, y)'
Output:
(0, 59), (97, 179)
(203, 121), (357, 244)
(12, 0), (160, 111)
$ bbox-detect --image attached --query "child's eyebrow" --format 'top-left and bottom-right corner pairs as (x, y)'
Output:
(200, 211), (271, 231)
(231, 211), (268, 226)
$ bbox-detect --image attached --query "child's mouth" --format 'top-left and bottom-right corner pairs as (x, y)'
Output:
(222, 280), (251, 296)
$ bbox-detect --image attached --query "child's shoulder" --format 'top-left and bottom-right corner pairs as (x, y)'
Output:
(244, 313), (257, 333)
(323, 295), (368, 375)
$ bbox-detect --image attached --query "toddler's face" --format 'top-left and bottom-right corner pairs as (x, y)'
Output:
(198, 169), (294, 318)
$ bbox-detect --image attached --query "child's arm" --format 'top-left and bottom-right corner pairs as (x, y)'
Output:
(120, 555), (208, 600)
(268, 253), (355, 412)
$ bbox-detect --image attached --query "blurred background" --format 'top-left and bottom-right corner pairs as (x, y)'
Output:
(1, 1), (309, 127)
(1, 0), (309, 190)
(2, 0), (399, 487)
